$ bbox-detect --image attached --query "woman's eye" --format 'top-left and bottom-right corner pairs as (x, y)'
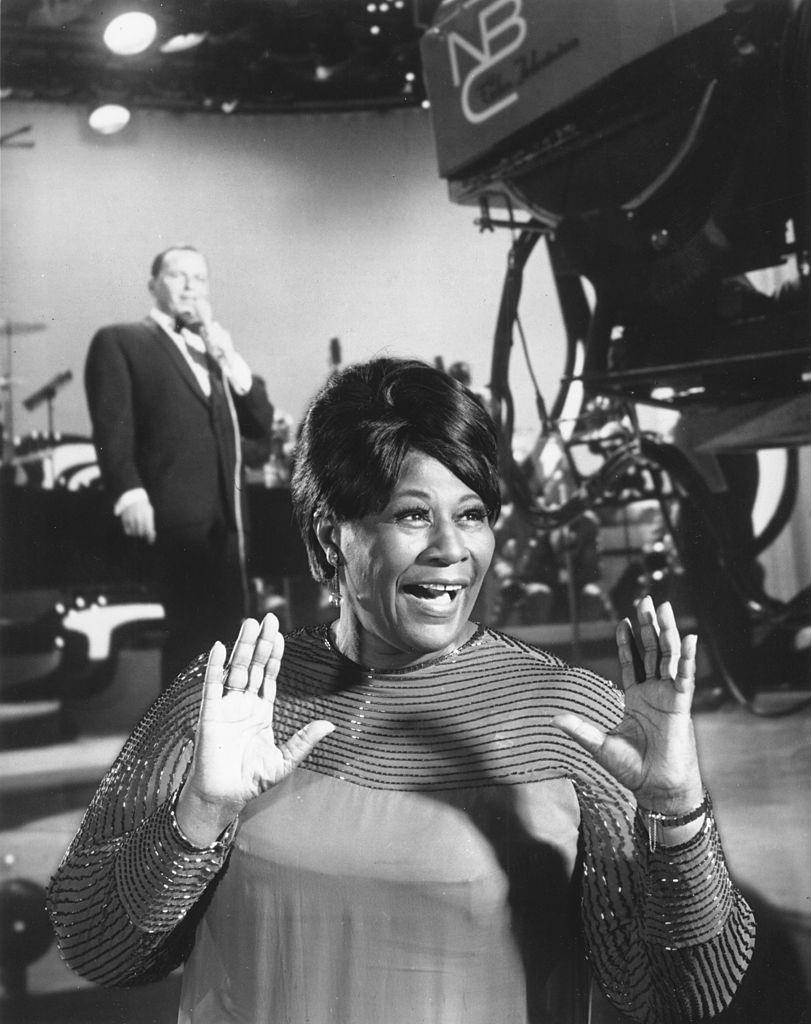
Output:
(459, 507), (489, 524)
(395, 507), (430, 524)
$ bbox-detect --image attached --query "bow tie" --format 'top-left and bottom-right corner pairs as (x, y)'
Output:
(174, 316), (200, 334)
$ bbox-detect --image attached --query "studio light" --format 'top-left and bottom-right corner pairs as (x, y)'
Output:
(159, 32), (207, 54)
(88, 103), (131, 135)
(103, 11), (157, 56)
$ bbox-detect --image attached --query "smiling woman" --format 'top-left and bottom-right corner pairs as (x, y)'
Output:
(315, 451), (496, 666)
(292, 359), (500, 667)
(47, 358), (756, 1024)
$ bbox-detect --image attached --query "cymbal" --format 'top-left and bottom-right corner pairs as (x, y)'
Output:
(0, 319), (46, 334)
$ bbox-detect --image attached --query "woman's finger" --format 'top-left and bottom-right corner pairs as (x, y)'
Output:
(279, 720), (336, 772)
(656, 601), (681, 680)
(552, 712), (606, 757)
(246, 614), (280, 694)
(203, 640), (226, 693)
(636, 596), (661, 679)
(616, 617), (644, 688)
(224, 618), (261, 691)
(199, 642), (227, 730)
(260, 629), (285, 704)
(674, 633), (698, 696)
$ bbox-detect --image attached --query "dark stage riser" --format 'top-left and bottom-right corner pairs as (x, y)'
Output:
(0, 484), (310, 595)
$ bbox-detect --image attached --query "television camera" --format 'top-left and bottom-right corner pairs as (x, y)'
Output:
(421, 0), (810, 708)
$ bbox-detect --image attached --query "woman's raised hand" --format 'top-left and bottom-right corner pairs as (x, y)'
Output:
(175, 614), (334, 846)
(554, 596), (704, 814)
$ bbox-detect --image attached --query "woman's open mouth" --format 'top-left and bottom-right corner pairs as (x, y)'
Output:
(402, 583), (463, 605)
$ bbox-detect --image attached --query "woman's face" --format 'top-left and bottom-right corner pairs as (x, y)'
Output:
(329, 450), (496, 668)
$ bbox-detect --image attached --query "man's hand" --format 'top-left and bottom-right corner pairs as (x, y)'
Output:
(120, 497), (156, 543)
(191, 297), (234, 365)
(202, 319), (237, 367)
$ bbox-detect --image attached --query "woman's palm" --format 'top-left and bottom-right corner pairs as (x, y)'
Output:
(554, 597), (703, 808)
(595, 673), (695, 795)
(185, 616), (334, 815)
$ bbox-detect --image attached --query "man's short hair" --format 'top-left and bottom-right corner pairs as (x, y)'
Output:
(149, 245), (204, 279)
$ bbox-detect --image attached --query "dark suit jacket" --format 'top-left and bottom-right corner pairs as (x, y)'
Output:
(85, 318), (273, 534)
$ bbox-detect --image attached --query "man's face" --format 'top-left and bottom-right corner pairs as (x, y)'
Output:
(148, 249), (210, 320)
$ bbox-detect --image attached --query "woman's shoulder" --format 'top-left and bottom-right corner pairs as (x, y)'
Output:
(475, 626), (625, 725)
(283, 622), (329, 653)
(476, 624), (566, 666)
(277, 623), (345, 697)
(281, 623), (337, 676)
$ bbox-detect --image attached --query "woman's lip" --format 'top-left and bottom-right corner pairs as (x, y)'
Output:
(401, 591), (463, 616)
(400, 586), (471, 614)
(402, 582), (468, 590)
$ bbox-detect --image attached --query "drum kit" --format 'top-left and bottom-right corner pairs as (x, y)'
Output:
(1, 317), (99, 489)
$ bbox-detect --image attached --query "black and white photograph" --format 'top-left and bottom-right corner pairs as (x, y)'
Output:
(1, 2), (809, 1022)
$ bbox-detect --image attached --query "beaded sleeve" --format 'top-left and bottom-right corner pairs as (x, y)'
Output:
(46, 658), (232, 985)
(485, 631), (755, 1023)
(575, 777), (754, 1022)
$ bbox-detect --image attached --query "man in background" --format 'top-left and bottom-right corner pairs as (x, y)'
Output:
(85, 245), (274, 686)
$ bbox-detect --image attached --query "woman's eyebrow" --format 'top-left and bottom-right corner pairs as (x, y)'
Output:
(391, 487), (482, 503)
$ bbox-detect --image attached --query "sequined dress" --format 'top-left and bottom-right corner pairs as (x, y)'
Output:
(47, 624), (755, 1023)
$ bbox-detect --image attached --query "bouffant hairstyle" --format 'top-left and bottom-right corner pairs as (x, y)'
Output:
(291, 357), (501, 582)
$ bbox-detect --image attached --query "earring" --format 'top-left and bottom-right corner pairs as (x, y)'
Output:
(328, 551), (342, 607)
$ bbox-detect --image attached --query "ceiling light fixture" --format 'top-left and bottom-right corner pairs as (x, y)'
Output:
(103, 11), (157, 56)
(88, 103), (131, 134)
(159, 32), (207, 54)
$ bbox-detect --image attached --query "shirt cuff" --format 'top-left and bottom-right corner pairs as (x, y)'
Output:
(114, 488), (149, 516)
(222, 352), (252, 395)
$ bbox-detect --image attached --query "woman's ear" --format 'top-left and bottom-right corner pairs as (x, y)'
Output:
(314, 513), (340, 566)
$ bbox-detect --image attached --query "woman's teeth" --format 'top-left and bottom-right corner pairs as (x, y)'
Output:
(408, 584), (460, 602)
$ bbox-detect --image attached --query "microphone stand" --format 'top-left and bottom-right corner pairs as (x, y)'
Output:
(23, 370), (73, 438)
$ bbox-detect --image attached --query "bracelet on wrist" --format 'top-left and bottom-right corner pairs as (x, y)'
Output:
(636, 789), (711, 853)
(169, 788), (238, 853)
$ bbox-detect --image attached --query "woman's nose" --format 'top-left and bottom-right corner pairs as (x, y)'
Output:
(423, 519), (467, 564)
